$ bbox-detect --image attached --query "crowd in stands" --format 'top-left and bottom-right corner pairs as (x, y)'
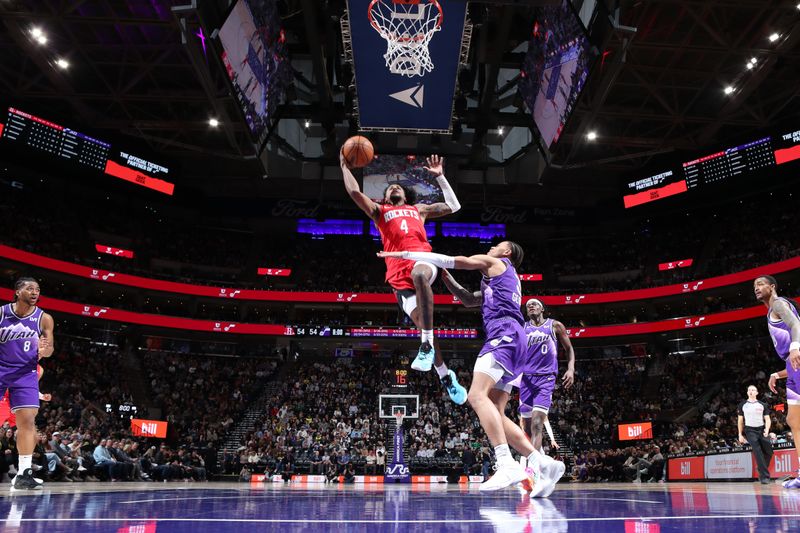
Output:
(0, 330), (280, 485)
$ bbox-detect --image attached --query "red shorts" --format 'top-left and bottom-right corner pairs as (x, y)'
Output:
(385, 259), (416, 291)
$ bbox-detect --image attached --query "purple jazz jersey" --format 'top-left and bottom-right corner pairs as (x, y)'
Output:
(519, 373), (557, 414)
(524, 318), (559, 375)
(767, 297), (800, 398)
(478, 258), (528, 376)
(0, 303), (43, 410)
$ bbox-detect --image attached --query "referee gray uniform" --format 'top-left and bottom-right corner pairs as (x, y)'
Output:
(738, 399), (773, 482)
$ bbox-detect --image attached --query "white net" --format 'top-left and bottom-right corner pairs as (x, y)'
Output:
(368, 0), (443, 77)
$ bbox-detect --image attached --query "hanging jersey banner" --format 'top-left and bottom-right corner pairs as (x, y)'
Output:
(344, 0), (469, 132)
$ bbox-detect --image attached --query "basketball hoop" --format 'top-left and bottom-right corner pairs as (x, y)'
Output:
(394, 411), (405, 428)
(367, 0), (443, 77)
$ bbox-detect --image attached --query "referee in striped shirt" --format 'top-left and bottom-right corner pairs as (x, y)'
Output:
(737, 385), (774, 484)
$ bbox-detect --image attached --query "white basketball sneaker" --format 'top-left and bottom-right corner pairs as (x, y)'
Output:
(480, 461), (528, 492)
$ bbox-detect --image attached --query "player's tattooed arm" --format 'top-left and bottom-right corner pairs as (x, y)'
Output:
(417, 202), (454, 220)
(772, 298), (800, 370)
(440, 269), (482, 308)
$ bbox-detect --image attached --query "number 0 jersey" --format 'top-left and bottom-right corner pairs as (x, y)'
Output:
(375, 203), (432, 291)
(524, 318), (559, 375)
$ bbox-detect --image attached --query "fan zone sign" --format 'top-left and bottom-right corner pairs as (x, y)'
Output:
(344, 0), (468, 132)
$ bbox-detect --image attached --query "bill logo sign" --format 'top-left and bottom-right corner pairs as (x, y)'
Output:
(131, 418), (168, 438)
(344, 0), (469, 131)
(618, 422), (653, 441)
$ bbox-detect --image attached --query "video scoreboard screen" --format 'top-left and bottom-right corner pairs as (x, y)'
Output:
(1, 107), (175, 195)
(623, 128), (800, 208)
(285, 326), (479, 339)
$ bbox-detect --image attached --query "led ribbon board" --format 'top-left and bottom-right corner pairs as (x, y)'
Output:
(344, 0), (469, 132)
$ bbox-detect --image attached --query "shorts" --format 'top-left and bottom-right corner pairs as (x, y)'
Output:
(475, 352), (516, 384)
(787, 360), (800, 405)
(477, 318), (527, 377)
(0, 366), (40, 411)
(393, 261), (439, 316)
(519, 374), (557, 416)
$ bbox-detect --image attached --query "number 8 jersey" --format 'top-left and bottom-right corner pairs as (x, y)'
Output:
(0, 303), (42, 370)
(375, 203), (432, 291)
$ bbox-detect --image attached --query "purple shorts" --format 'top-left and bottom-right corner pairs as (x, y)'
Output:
(0, 366), (40, 411)
(519, 373), (557, 415)
(477, 318), (527, 377)
(787, 360), (800, 405)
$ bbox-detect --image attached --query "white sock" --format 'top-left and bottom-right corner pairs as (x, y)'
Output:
(494, 444), (513, 466)
(421, 329), (434, 344)
(18, 455), (32, 472)
(527, 449), (542, 468)
(435, 363), (449, 378)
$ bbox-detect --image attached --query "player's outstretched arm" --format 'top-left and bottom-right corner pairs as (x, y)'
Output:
(38, 312), (55, 359)
(416, 155), (461, 220)
(772, 298), (800, 370)
(376, 250), (504, 276)
(553, 320), (575, 388)
(440, 269), (482, 308)
(340, 150), (380, 221)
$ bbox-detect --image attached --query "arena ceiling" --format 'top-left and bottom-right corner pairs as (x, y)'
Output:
(0, 0), (799, 198)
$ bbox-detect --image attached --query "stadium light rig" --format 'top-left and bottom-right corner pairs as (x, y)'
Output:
(724, 86), (734, 95)
(769, 33), (780, 42)
(208, 118), (220, 127)
(56, 58), (69, 70)
(586, 131), (597, 141)
(31, 27), (48, 45)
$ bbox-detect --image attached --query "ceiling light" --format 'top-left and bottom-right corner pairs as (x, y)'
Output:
(34, 34), (48, 45)
(498, 127), (504, 135)
(208, 118), (219, 127)
(304, 120), (310, 128)
(746, 62), (754, 70)
(56, 58), (69, 70)
(30, 27), (43, 38)
(769, 33), (780, 42)
(586, 131), (597, 141)
(724, 86), (734, 95)
(750, 57), (757, 64)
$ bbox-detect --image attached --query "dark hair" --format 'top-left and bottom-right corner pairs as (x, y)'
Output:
(13, 277), (38, 302)
(506, 241), (524, 269)
(757, 275), (777, 289)
(382, 183), (417, 206)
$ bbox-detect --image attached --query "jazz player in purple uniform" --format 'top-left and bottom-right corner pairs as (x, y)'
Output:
(379, 242), (541, 492)
(514, 298), (575, 496)
(2, 277), (55, 490)
(754, 275), (800, 489)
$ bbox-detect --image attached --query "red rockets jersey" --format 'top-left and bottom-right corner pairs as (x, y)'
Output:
(375, 204), (432, 290)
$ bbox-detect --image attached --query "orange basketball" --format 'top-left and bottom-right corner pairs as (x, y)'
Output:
(342, 136), (374, 168)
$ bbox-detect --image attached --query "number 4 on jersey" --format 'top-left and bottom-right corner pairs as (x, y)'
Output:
(400, 219), (409, 234)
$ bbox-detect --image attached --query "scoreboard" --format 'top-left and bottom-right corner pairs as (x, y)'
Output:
(623, 128), (800, 208)
(1, 107), (175, 195)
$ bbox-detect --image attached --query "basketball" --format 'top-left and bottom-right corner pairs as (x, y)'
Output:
(342, 136), (374, 168)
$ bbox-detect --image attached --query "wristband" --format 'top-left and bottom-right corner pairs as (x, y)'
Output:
(771, 372), (780, 380)
(790, 342), (800, 352)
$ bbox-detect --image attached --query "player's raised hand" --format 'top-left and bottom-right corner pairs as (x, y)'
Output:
(423, 154), (444, 177)
(377, 251), (405, 259)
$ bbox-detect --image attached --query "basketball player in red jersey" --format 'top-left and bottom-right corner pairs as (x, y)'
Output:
(341, 152), (467, 404)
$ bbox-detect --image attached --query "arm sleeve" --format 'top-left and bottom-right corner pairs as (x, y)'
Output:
(762, 402), (771, 415)
(737, 402), (744, 416)
(400, 251), (456, 269)
(436, 175), (461, 213)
